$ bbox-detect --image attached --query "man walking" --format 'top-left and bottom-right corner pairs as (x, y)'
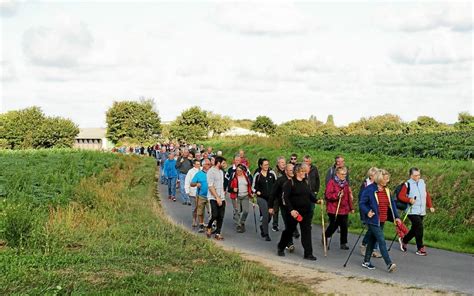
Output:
(206, 156), (227, 240)
(176, 149), (193, 205)
(191, 159), (211, 233)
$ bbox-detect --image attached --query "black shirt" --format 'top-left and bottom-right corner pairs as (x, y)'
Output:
(282, 177), (317, 213)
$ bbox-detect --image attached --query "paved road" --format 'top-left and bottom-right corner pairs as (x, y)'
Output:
(159, 184), (473, 294)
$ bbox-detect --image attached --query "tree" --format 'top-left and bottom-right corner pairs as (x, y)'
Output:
(106, 99), (161, 144)
(455, 112), (474, 130)
(344, 114), (405, 135)
(251, 116), (276, 135)
(169, 106), (209, 142)
(207, 112), (232, 136)
(326, 115), (335, 126)
(406, 116), (453, 134)
(232, 119), (254, 129)
(0, 106), (79, 149)
(276, 118), (323, 137)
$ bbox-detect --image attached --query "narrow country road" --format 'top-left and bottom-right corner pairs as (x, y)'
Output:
(159, 183), (473, 294)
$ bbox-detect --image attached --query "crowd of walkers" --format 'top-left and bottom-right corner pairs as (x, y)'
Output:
(155, 142), (436, 273)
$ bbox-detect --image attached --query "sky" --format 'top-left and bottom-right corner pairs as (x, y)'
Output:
(0, 0), (473, 127)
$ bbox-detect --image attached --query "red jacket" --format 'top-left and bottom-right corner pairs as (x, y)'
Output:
(229, 173), (252, 200)
(325, 179), (353, 215)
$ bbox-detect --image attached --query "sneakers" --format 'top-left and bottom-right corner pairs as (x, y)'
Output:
(240, 224), (246, 233)
(360, 244), (366, 256)
(277, 248), (285, 257)
(286, 244), (295, 253)
(388, 263), (397, 273)
(272, 225), (279, 232)
(416, 247), (427, 256)
(168, 195), (172, 200)
(215, 234), (224, 240)
(362, 262), (376, 270)
(236, 225), (243, 233)
(304, 255), (317, 261)
(399, 238), (407, 252)
(198, 224), (205, 233)
(182, 202), (187, 205)
(340, 244), (350, 250)
(372, 250), (382, 258)
(172, 196), (176, 202)
(264, 235), (271, 242)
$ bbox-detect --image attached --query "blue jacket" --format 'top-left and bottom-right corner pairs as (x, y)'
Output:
(359, 183), (399, 226)
(163, 159), (178, 178)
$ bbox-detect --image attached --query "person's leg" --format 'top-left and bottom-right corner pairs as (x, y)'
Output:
(178, 173), (188, 203)
(364, 225), (376, 263)
(278, 214), (297, 251)
(324, 213), (338, 239)
(207, 200), (218, 229)
(279, 206), (294, 245)
(216, 201), (226, 235)
(414, 215), (424, 250)
(231, 198), (239, 226)
(257, 197), (270, 237)
(191, 196), (198, 226)
(374, 223), (392, 266)
(402, 215), (417, 244)
(197, 197), (205, 224)
(240, 196), (249, 225)
(339, 215), (349, 245)
(167, 178), (172, 196)
(272, 198), (280, 229)
(300, 212), (313, 257)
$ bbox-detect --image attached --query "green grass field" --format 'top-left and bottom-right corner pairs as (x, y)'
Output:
(206, 136), (474, 254)
(0, 150), (313, 295)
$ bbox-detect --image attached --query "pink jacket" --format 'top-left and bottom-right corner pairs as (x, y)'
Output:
(325, 179), (353, 215)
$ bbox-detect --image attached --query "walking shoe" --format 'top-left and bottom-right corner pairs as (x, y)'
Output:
(360, 244), (366, 256)
(240, 224), (246, 233)
(286, 244), (295, 253)
(293, 230), (300, 239)
(236, 225), (243, 233)
(172, 196), (176, 202)
(264, 235), (271, 242)
(168, 195), (172, 200)
(206, 227), (212, 238)
(362, 262), (376, 270)
(277, 248), (285, 257)
(304, 255), (317, 261)
(272, 225), (279, 232)
(187, 202), (192, 206)
(399, 238), (407, 252)
(192, 222), (197, 228)
(388, 263), (397, 273)
(215, 234), (224, 240)
(372, 250), (382, 258)
(340, 244), (350, 250)
(198, 224), (205, 233)
(416, 247), (427, 256)
(182, 202), (187, 205)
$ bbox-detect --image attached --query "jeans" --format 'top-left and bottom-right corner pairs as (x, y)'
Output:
(160, 166), (166, 184)
(364, 223), (392, 266)
(403, 215), (424, 250)
(178, 173), (190, 203)
(208, 200), (226, 235)
(362, 226), (379, 250)
(168, 177), (177, 197)
(232, 195), (250, 226)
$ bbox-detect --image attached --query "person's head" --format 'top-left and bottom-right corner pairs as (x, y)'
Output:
(182, 149), (189, 157)
(409, 167), (421, 182)
(236, 164), (246, 176)
(303, 155), (312, 167)
(239, 149), (245, 158)
(294, 163), (308, 180)
(216, 150), (223, 156)
(195, 152), (202, 160)
(202, 152), (209, 159)
(374, 169), (390, 187)
(210, 156), (215, 166)
(259, 158), (270, 171)
(366, 167), (379, 182)
(285, 163), (294, 178)
(168, 152), (175, 159)
(335, 155), (345, 168)
(289, 153), (297, 164)
(233, 155), (241, 166)
(277, 156), (286, 171)
(161, 147), (166, 152)
(336, 166), (348, 181)
(207, 146), (213, 153)
(214, 156), (227, 169)
(202, 158), (211, 172)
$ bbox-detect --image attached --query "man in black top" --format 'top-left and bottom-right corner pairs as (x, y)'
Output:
(277, 163), (317, 260)
(176, 149), (194, 205)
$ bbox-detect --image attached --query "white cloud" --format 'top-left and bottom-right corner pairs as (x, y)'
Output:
(0, 60), (16, 81)
(0, 0), (18, 17)
(22, 16), (94, 68)
(212, 3), (311, 36)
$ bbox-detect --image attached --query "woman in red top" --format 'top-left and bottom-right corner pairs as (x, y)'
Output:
(324, 166), (354, 249)
(229, 164), (253, 233)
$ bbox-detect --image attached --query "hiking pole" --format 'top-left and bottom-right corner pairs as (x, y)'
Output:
(328, 191), (343, 250)
(388, 197), (416, 251)
(321, 199), (327, 257)
(343, 227), (366, 267)
(252, 198), (257, 234)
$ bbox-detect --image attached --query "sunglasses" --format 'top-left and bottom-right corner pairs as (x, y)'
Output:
(290, 158), (297, 160)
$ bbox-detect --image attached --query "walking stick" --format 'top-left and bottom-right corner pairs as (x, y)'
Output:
(328, 191), (343, 250)
(343, 227), (366, 267)
(252, 198), (257, 234)
(388, 197), (416, 251)
(321, 199), (327, 257)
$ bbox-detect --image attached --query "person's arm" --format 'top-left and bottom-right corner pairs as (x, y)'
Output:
(281, 181), (294, 212)
(252, 172), (260, 195)
(184, 171), (192, 194)
(359, 190), (371, 217)
(398, 184), (414, 204)
(426, 191), (434, 212)
(325, 181), (339, 201)
(175, 157), (184, 169)
(190, 173), (200, 188)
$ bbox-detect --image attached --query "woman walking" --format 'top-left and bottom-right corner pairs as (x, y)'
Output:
(252, 159), (277, 241)
(229, 164), (253, 233)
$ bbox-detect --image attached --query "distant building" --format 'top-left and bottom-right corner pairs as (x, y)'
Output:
(220, 126), (267, 137)
(74, 128), (113, 150)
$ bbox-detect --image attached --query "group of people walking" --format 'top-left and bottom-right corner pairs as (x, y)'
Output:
(157, 144), (435, 273)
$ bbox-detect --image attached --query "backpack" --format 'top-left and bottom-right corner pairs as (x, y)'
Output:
(394, 182), (411, 211)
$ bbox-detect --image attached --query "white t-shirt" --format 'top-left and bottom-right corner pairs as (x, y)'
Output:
(185, 167), (200, 197)
(207, 167), (225, 200)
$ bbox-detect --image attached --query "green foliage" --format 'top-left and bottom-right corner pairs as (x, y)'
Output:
(207, 112), (232, 136)
(344, 114), (405, 135)
(455, 112), (474, 130)
(251, 116), (276, 135)
(0, 107), (78, 149)
(276, 119), (323, 137)
(232, 119), (254, 129)
(292, 131), (474, 160)
(106, 99), (161, 144)
(169, 106), (209, 142)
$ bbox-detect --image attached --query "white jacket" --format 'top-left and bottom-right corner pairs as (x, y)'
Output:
(185, 167), (200, 197)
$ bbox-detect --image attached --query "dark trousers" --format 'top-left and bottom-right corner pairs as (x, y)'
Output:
(324, 213), (348, 245)
(278, 211), (313, 256)
(279, 205), (293, 245)
(403, 215), (424, 250)
(364, 223), (392, 266)
(208, 200), (226, 235)
(272, 199), (280, 227)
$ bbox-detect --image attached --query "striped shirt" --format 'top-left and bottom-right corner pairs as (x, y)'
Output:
(377, 189), (390, 223)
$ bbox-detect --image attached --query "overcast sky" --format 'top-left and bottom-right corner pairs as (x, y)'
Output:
(1, 0), (472, 127)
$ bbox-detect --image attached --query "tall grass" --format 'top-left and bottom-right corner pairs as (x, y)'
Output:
(206, 136), (474, 253)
